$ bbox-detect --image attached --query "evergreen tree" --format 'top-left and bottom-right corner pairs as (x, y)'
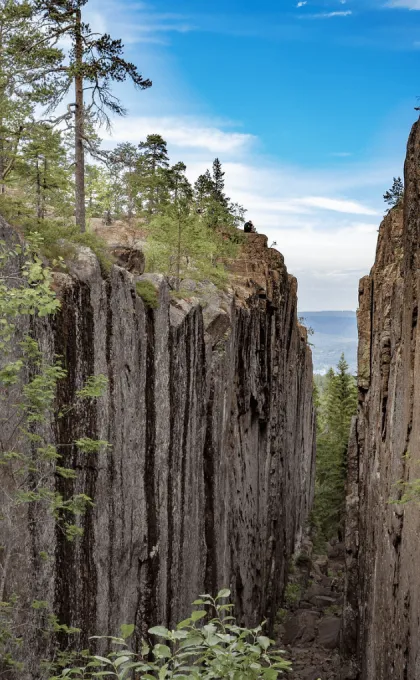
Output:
(108, 142), (139, 219)
(19, 124), (71, 220)
(194, 170), (215, 214)
(384, 176), (404, 209)
(212, 157), (227, 205)
(0, 0), (63, 190)
(167, 161), (192, 205)
(146, 201), (231, 290)
(36, 0), (152, 232)
(137, 134), (170, 216)
(312, 354), (357, 544)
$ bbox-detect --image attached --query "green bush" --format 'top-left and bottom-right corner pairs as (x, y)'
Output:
(284, 583), (301, 607)
(295, 552), (312, 568)
(49, 590), (292, 679)
(136, 280), (159, 309)
(0, 195), (113, 274)
(24, 219), (113, 275)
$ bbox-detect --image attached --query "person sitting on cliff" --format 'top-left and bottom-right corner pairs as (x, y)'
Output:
(244, 220), (256, 233)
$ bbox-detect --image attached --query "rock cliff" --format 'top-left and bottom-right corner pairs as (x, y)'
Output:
(0, 223), (315, 674)
(344, 120), (420, 679)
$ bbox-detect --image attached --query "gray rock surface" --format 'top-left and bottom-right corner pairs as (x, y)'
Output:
(343, 120), (420, 679)
(0, 224), (316, 675)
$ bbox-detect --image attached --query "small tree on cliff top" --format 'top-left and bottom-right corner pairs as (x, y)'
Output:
(384, 176), (404, 209)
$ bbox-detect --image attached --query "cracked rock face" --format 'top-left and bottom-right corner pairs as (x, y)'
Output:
(344, 121), (420, 680)
(0, 223), (315, 676)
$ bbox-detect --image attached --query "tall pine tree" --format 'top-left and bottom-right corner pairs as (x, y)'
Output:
(312, 354), (357, 544)
(137, 134), (169, 216)
(36, 0), (152, 232)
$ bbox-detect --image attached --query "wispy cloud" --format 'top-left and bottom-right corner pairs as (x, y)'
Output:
(296, 1), (308, 6)
(330, 151), (353, 157)
(386, 0), (420, 8)
(303, 10), (352, 18)
(296, 196), (378, 214)
(102, 116), (255, 153)
(84, 1), (197, 44)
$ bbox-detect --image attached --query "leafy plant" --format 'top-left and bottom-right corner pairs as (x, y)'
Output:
(50, 590), (292, 679)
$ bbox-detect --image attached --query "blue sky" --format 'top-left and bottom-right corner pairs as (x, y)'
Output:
(87, 0), (420, 309)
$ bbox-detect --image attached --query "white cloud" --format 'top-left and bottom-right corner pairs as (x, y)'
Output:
(386, 0), (420, 7)
(296, 1), (308, 6)
(302, 10), (352, 17)
(297, 196), (378, 215)
(102, 117), (255, 153)
(84, 0), (197, 45)
(319, 10), (352, 16)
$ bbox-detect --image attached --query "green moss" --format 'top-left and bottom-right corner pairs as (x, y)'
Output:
(136, 280), (159, 309)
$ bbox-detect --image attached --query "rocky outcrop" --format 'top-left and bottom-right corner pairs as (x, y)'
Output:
(0, 224), (315, 675)
(344, 121), (420, 679)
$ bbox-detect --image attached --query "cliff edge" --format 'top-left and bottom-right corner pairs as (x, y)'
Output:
(344, 120), (420, 679)
(0, 222), (316, 675)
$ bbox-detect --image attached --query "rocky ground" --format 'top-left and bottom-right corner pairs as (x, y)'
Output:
(276, 541), (356, 680)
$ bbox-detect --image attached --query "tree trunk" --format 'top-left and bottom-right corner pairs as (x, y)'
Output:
(176, 209), (181, 290)
(41, 157), (47, 219)
(36, 157), (42, 220)
(74, 7), (86, 233)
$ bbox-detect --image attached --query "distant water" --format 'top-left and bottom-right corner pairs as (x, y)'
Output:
(299, 311), (358, 376)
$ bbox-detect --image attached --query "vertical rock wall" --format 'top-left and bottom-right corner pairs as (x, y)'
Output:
(0, 224), (315, 674)
(344, 120), (420, 679)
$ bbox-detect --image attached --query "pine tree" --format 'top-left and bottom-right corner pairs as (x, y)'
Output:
(212, 157), (226, 204)
(36, 0), (152, 232)
(146, 204), (230, 290)
(312, 355), (357, 544)
(167, 161), (192, 205)
(383, 177), (404, 209)
(108, 142), (139, 219)
(0, 0), (63, 190)
(19, 124), (71, 220)
(137, 134), (170, 216)
(194, 170), (215, 214)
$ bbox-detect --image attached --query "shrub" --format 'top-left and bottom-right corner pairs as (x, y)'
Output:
(136, 280), (159, 309)
(49, 590), (292, 679)
(295, 552), (312, 568)
(284, 583), (301, 607)
(23, 219), (113, 275)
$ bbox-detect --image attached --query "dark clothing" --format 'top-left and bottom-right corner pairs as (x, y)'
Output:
(244, 221), (256, 233)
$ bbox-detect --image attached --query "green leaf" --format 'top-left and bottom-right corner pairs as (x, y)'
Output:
(92, 656), (114, 666)
(257, 635), (271, 651)
(119, 624), (135, 640)
(149, 626), (170, 639)
(216, 588), (231, 600)
(191, 610), (206, 622)
(153, 644), (171, 659)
